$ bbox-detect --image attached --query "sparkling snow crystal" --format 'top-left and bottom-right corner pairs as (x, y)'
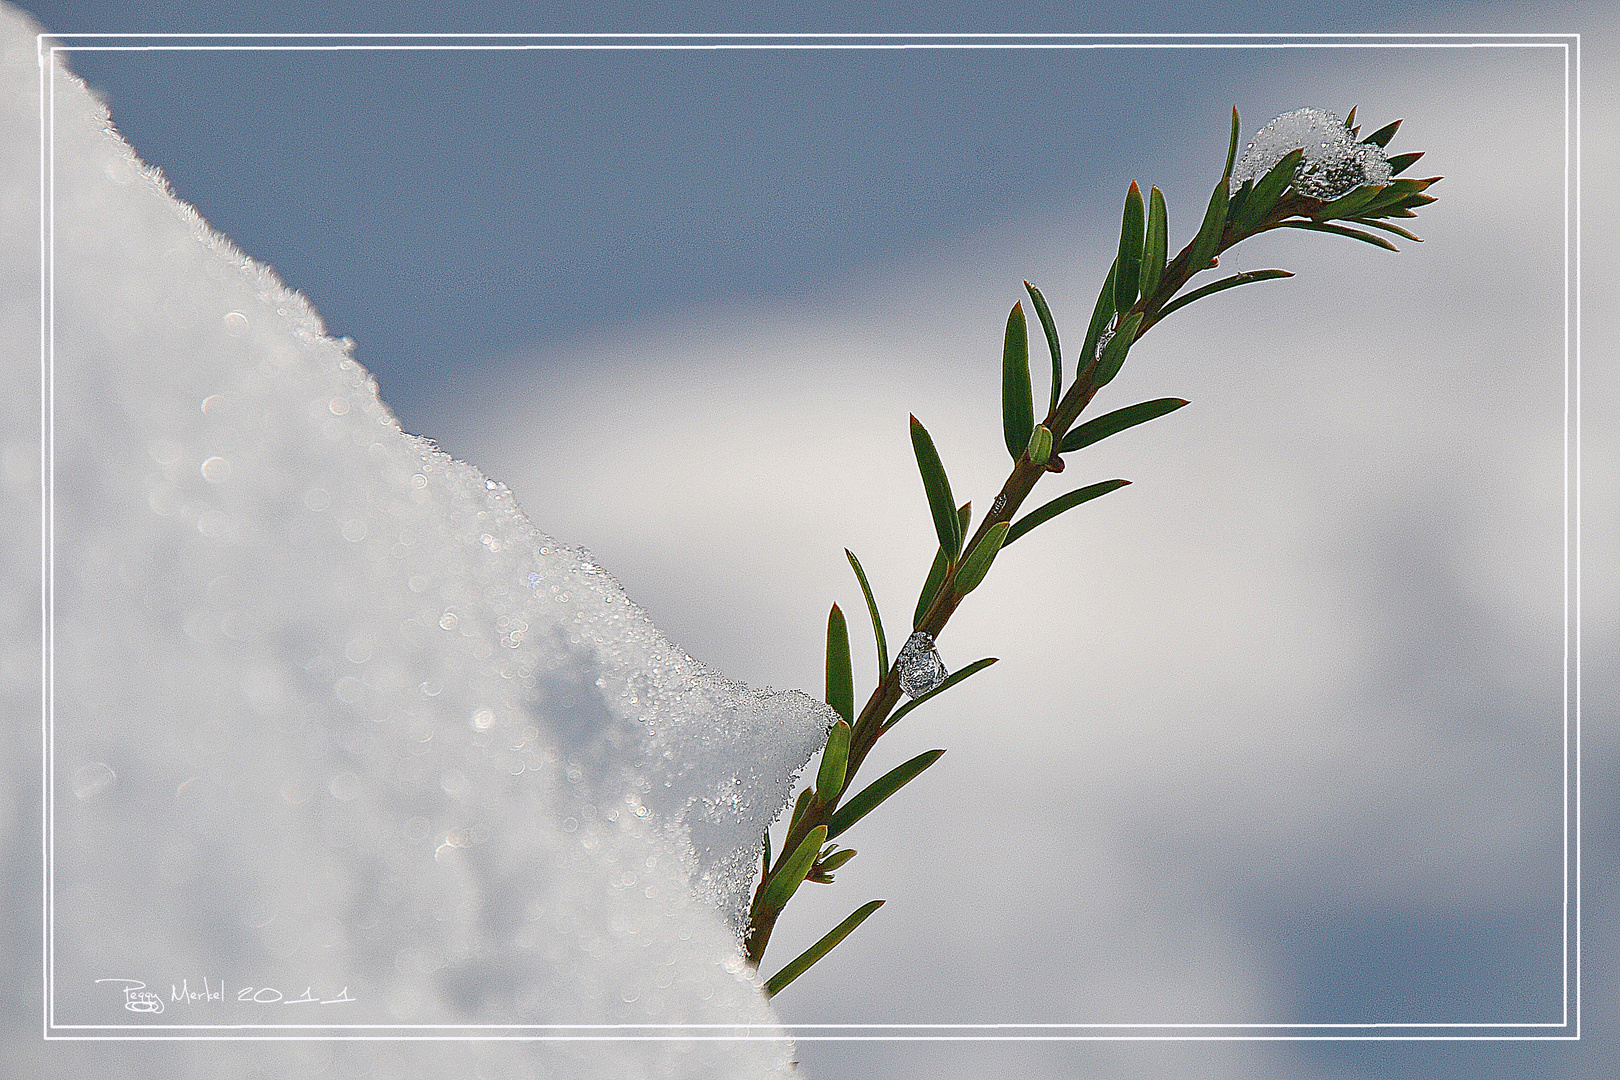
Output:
(0, 9), (828, 1077)
(896, 631), (947, 698)
(1230, 108), (1393, 201)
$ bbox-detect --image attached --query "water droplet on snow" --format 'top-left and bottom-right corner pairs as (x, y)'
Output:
(147, 439), (183, 465)
(329, 771), (361, 801)
(147, 482), (181, 516)
(196, 511), (230, 539)
(200, 456), (231, 482)
(72, 762), (116, 799)
(328, 398), (350, 416)
(222, 311), (249, 336)
(239, 896), (276, 928)
(896, 631), (947, 697)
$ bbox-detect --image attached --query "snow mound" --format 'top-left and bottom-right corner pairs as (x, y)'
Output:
(2, 7), (831, 1076)
(1230, 107), (1393, 201)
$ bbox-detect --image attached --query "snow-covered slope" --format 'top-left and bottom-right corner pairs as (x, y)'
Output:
(1, 7), (829, 1075)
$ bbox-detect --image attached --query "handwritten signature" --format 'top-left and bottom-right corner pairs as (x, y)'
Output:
(96, 978), (356, 1014)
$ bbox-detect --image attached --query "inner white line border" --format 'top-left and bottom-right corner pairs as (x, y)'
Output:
(37, 31), (1581, 1042)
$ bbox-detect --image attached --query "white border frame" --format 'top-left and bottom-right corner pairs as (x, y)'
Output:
(38, 31), (1581, 1042)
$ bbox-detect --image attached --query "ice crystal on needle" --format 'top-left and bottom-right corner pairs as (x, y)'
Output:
(897, 631), (947, 698)
(1094, 325), (1117, 361)
(1230, 108), (1392, 201)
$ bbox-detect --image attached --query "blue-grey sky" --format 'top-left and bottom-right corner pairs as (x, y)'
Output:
(10, 2), (1616, 1079)
(29, 33), (1289, 429)
(16, 0), (1595, 434)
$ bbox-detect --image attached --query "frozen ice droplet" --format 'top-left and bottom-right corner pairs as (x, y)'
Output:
(896, 631), (946, 698)
(1229, 108), (1392, 202)
(1093, 326), (1116, 361)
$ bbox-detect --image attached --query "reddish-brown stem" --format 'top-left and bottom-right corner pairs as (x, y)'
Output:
(743, 194), (1291, 971)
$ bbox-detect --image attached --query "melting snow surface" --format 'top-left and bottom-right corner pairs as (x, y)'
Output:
(1230, 107), (1393, 201)
(1, 7), (831, 1076)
